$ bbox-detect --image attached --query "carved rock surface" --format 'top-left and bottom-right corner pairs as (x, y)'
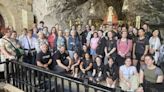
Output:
(122, 0), (164, 26)
(33, 0), (109, 29)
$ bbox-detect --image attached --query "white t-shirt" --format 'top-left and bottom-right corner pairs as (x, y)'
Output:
(120, 65), (137, 80)
(86, 31), (93, 43)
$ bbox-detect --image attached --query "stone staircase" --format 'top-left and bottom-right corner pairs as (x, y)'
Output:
(0, 82), (24, 92)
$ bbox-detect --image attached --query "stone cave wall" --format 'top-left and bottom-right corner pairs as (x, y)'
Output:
(33, 0), (123, 29)
(122, 0), (164, 41)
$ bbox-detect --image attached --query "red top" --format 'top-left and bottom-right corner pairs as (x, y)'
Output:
(117, 39), (132, 56)
(48, 34), (56, 49)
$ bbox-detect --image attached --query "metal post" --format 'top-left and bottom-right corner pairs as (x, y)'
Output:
(5, 60), (10, 83)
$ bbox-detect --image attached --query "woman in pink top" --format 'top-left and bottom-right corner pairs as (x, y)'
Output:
(48, 27), (57, 52)
(90, 32), (99, 60)
(116, 31), (132, 66)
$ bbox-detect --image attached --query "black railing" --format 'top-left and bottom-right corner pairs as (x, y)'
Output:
(1, 60), (164, 92)
(1, 60), (117, 92)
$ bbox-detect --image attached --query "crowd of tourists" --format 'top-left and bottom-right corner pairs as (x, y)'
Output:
(0, 21), (164, 92)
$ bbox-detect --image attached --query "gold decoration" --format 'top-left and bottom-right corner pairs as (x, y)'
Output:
(88, 19), (92, 26)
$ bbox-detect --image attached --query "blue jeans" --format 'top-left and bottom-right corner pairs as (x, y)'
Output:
(68, 50), (75, 59)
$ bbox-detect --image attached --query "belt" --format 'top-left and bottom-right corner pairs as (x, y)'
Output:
(24, 48), (35, 51)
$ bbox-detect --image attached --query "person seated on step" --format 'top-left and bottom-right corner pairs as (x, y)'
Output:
(137, 54), (163, 92)
(55, 45), (72, 74)
(71, 52), (81, 78)
(119, 57), (139, 91)
(36, 43), (52, 69)
(104, 57), (118, 88)
(91, 56), (104, 83)
(79, 53), (93, 80)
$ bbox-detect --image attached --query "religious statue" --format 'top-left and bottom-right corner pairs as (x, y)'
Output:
(88, 2), (95, 26)
(107, 6), (113, 23)
(103, 6), (118, 25)
(89, 2), (95, 16)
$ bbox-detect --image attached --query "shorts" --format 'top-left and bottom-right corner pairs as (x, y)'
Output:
(90, 49), (96, 56)
(115, 54), (125, 67)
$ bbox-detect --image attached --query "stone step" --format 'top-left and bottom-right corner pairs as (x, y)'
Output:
(0, 82), (24, 92)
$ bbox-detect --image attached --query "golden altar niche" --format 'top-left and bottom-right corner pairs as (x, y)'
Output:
(67, 16), (82, 29)
(88, 18), (103, 29)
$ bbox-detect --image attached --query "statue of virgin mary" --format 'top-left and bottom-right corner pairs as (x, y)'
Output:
(103, 6), (118, 25)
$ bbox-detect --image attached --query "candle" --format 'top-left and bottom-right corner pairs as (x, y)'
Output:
(88, 19), (92, 26)
(136, 16), (141, 29)
(77, 18), (81, 24)
(69, 19), (72, 29)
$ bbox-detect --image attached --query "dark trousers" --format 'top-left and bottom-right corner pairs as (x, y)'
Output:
(135, 53), (143, 72)
(79, 71), (92, 79)
(115, 55), (125, 67)
(23, 54), (36, 65)
(143, 80), (161, 92)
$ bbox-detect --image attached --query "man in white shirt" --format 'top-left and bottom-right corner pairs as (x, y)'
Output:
(21, 29), (37, 65)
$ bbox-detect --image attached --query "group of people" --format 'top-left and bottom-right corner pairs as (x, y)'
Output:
(0, 21), (164, 92)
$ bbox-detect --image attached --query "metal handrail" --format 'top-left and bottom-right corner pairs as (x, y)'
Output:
(2, 59), (115, 92)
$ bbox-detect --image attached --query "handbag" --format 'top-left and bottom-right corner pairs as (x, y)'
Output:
(3, 38), (24, 59)
(15, 48), (23, 58)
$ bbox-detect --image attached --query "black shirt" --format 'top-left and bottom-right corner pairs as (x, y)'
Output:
(106, 39), (117, 59)
(72, 57), (80, 64)
(135, 37), (149, 54)
(106, 39), (117, 57)
(36, 51), (51, 64)
(93, 62), (104, 75)
(131, 34), (138, 43)
(145, 31), (152, 39)
(113, 31), (121, 39)
(82, 59), (92, 69)
(56, 50), (69, 66)
(80, 49), (90, 58)
(80, 30), (88, 45)
(104, 63), (118, 81)
(128, 32), (133, 40)
(75, 31), (80, 41)
(96, 37), (106, 56)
